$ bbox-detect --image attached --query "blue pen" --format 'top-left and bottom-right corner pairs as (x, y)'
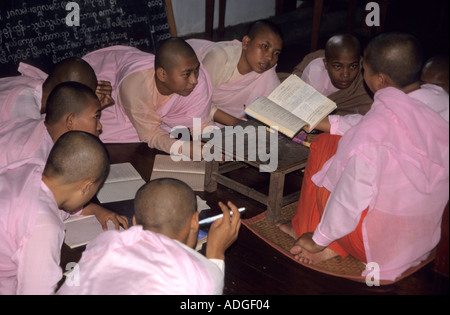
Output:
(199, 207), (245, 225)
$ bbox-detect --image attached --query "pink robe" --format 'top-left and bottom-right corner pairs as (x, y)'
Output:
(187, 39), (280, 121)
(83, 45), (212, 153)
(409, 84), (449, 122)
(0, 63), (47, 123)
(301, 56), (340, 97)
(0, 160), (69, 294)
(329, 83), (449, 136)
(312, 87), (449, 281)
(57, 225), (224, 295)
(0, 118), (53, 168)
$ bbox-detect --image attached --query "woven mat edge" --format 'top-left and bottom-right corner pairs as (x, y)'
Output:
(242, 208), (437, 285)
(242, 211), (368, 282)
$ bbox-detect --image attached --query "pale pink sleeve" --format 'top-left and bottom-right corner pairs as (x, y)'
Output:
(16, 209), (65, 294)
(118, 72), (180, 154)
(329, 114), (364, 136)
(201, 45), (229, 88)
(207, 259), (225, 295)
(300, 60), (319, 86)
(18, 62), (48, 80)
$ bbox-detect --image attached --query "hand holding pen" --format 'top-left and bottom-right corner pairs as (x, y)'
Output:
(205, 201), (242, 260)
(199, 207), (246, 225)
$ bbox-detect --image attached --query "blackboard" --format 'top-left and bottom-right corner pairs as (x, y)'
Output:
(0, 0), (173, 77)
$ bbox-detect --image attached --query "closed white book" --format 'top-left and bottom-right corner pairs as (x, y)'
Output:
(150, 155), (206, 191)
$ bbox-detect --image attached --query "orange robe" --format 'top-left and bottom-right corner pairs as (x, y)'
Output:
(292, 133), (367, 262)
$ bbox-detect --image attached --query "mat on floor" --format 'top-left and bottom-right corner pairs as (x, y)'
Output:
(242, 202), (436, 285)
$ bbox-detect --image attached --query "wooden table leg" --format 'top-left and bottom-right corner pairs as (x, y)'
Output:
(266, 171), (285, 222)
(204, 160), (219, 192)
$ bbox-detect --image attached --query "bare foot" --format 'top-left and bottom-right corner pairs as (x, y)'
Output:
(276, 221), (297, 239)
(290, 245), (312, 264)
(290, 242), (338, 265)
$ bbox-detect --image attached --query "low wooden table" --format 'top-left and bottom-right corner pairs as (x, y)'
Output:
(204, 120), (309, 222)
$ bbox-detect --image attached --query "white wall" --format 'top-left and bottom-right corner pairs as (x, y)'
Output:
(171, 0), (277, 36)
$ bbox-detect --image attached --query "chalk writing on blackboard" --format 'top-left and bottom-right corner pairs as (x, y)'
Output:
(0, 0), (172, 77)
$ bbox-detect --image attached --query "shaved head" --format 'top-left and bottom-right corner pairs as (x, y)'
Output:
(246, 19), (283, 42)
(364, 32), (423, 88)
(325, 34), (361, 60)
(421, 55), (449, 93)
(134, 178), (197, 236)
(44, 81), (100, 125)
(154, 38), (197, 73)
(43, 131), (110, 185)
(41, 57), (98, 113)
(44, 57), (98, 92)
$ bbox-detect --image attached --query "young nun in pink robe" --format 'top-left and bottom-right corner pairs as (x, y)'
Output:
(83, 39), (213, 156)
(0, 58), (110, 124)
(0, 131), (110, 295)
(187, 20), (282, 126)
(281, 32), (449, 281)
(325, 83), (449, 136)
(0, 83), (127, 231)
(0, 82), (102, 168)
(279, 34), (373, 116)
(57, 178), (241, 295)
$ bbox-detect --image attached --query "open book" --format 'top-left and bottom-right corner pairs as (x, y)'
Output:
(150, 154), (206, 191)
(244, 74), (337, 138)
(96, 163), (146, 203)
(64, 215), (124, 249)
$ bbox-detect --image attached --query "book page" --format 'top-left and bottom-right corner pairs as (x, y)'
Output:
(268, 74), (314, 111)
(150, 171), (205, 191)
(196, 195), (210, 212)
(152, 155), (206, 174)
(267, 75), (336, 131)
(64, 215), (123, 249)
(97, 179), (146, 203)
(96, 163), (145, 203)
(244, 96), (308, 138)
(105, 163), (143, 183)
